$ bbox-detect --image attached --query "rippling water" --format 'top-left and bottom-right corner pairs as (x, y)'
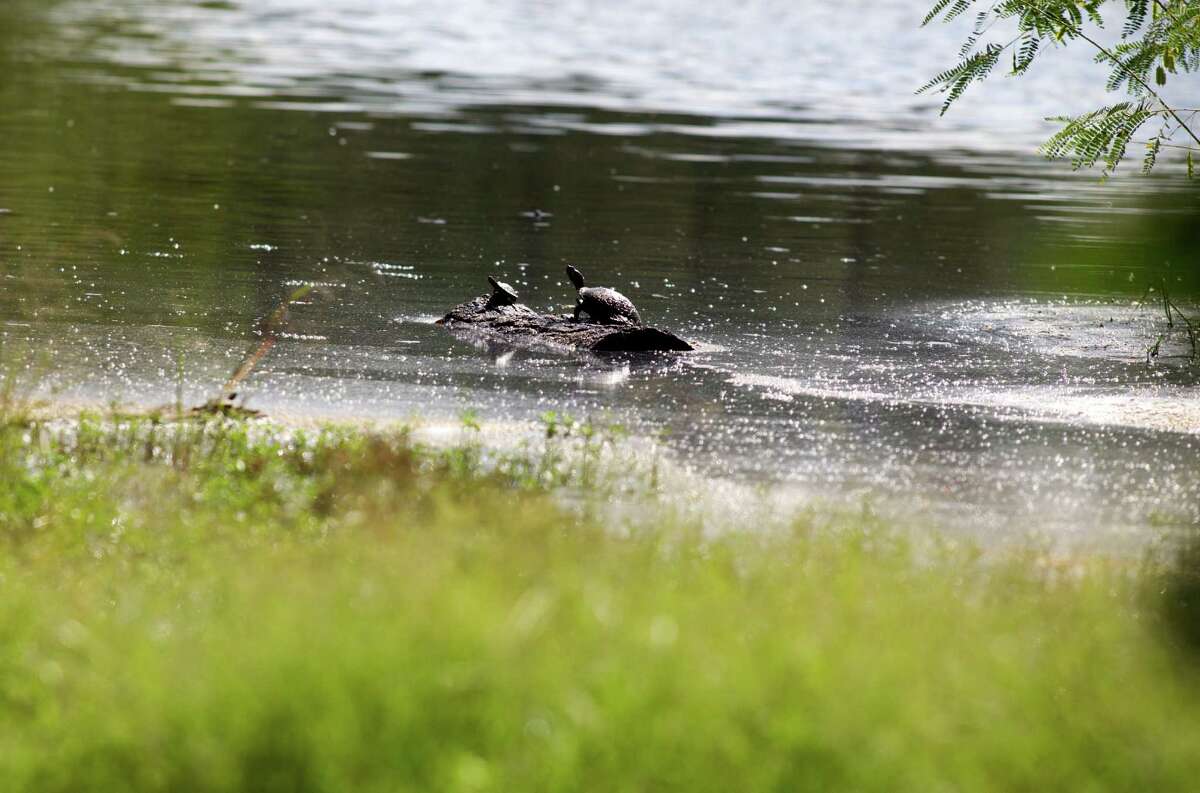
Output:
(2, 0), (1198, 546)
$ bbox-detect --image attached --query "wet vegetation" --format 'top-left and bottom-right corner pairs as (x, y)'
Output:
(1, 406), (1200, 792)
(2, 1), (1200, 788)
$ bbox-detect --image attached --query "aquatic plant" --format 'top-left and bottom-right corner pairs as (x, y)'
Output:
(1143, 277), (1199, 362)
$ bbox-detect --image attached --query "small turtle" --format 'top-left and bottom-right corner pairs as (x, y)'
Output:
(566, 265), (641, 325)
(486, 275), (519, 308)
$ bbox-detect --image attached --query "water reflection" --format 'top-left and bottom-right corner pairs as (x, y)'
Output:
(0, 0), (1197, 546)
(36, 0), (1200, 153)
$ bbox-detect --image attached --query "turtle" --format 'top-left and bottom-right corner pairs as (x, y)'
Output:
(486, 275), (519, 308)
(565, 265), (641, 325)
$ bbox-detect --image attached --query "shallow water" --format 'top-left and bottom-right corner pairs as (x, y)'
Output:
(2, 0), (1199, 546)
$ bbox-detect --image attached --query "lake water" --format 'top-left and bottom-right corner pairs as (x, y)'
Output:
(2, 0), (1198, 546)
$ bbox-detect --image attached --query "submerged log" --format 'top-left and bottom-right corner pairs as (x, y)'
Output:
(437, 294), (694, 353)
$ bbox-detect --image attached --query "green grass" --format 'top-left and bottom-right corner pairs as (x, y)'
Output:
(1, 411), (1200, 792)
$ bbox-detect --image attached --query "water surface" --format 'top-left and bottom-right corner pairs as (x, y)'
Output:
(2, 0), (1199, 546)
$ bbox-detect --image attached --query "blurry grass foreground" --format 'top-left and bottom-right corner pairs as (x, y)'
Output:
(2, 413), (1200, 791)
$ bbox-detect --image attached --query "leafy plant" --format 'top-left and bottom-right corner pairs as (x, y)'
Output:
(5, 412), (1200, 791)
(921, 0), (1200, 175)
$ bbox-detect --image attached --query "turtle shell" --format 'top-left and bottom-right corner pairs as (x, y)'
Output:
(579, 286), (641, 325)
(487, 275), (519, 306)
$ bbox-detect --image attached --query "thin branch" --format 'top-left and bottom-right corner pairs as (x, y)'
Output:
(1134, 138), (1200, 151)
(1152, 0), (1187, 29)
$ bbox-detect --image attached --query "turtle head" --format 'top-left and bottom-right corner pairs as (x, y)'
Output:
(565, 265), (585, 290)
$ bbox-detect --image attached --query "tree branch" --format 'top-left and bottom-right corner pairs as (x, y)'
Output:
(1134, 138), (1200, 151)
(1023, 0), (1200, 151)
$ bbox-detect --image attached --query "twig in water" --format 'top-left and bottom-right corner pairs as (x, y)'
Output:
(191, 284), (314, 417)
(1162, 278), (1174, 329)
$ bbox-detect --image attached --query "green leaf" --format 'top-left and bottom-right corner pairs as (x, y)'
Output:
(918, 43), (1005, 115)
(1122, 0), (1149, 38)
(1012, 35), (1041, 75)
(1142, 138), (1161, 174)
(1189, 151), (1195, 180)
(920, 0), (1200, 177)
(922, 0), (955, 26)
(944, 0), (972, 23)
(1039, 101), (1155, 174)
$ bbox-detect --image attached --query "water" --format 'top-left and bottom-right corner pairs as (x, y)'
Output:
(2, 0), (1198, 546)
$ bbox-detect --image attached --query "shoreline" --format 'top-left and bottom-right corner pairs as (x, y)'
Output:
(7, 395), (1190, 558)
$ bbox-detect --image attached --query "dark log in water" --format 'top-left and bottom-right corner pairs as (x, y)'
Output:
(437, 295), (694, 353)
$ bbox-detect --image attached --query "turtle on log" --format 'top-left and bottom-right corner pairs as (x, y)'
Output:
(566, 265), (641, 325)
(437, 275), (692, 353)
(486, 275), (519, 308)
